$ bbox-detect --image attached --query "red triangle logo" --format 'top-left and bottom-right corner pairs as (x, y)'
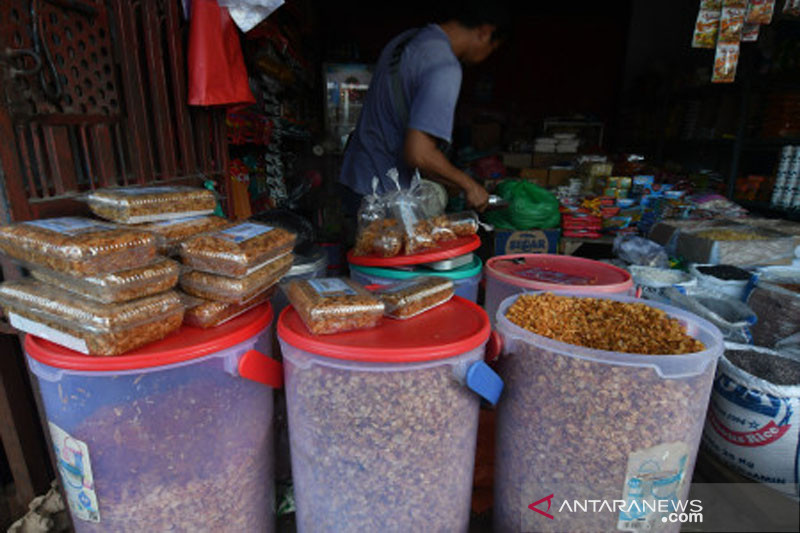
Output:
(529, 494), (555, 520)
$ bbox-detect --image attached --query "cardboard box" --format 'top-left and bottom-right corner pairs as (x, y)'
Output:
(533, 153), (570, 168)
(519, 168), (548, 186)
(494, 228), (561, 255)
(548, 168), (574, 187)
(502, 152), (533, 168)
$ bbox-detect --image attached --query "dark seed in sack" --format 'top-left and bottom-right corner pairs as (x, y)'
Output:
(697, 265), (751, 281)
(725, 349), (800, 386)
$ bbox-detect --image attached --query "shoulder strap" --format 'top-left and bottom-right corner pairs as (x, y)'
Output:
(388, 28), (422, 127)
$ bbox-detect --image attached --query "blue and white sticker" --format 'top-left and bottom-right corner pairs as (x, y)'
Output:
(217, 223), (273, 244)
(110, 186), (181, 195)
(149, 214), (210, 227)
(379, 279), (424, 294)
(24, 217), (109, 235)
(49, 422), (100, 523)
(308, 278), (357, 296)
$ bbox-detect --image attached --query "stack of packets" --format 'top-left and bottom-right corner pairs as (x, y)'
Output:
(692, 0), (779, 83)
(283, 276), (454, 335)
(0, 185), (225, 356)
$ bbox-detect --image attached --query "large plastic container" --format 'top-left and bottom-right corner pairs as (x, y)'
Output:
(485, 254), (633, 324)
(278, 296), (503, 532)
(493, 292), (723, 533)
(349, 255), (483, 303)
(25, 305), (283, 533)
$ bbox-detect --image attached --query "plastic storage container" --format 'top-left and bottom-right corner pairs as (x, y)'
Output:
(87, 186), (216, 223)
(350, 256), (483, 303)
(0, 217), (157, 276)
(180, 253), (293, 304)
(278, 296), (502, 533)
(24, 304), (282, 532)
(485, 254), (634, 324)
(180, 222), (296, 277)
(30, 258), (179, 303)
(493, 292), (723, 533)
(0, 281), (184, 356)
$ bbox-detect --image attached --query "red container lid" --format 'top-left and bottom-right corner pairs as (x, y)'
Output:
(347, 235), (480, 267)
(25, 303), (274, 372)
(277, 296), (490, 363)
(486, 254), (633, 292)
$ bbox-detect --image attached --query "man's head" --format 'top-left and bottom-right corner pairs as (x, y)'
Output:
(445, 0), (510, 65)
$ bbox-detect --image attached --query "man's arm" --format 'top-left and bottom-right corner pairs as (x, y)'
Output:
(404, 128), (489, 211)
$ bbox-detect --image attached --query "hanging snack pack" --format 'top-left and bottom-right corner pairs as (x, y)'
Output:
(139, 215), (231, 255)
(30, 258), (179, 304)
(719, 0), (747, 42)
(284, 278), (384, 335)
(375, 277), (455, 320)
(747, 0), (776, 24)
(692, 5), (722, 48)
(88, 186), (216, 224)
(0, 217), (156, 276)
(0, 280), (184, 356)
(181, 288), (274, 329)
(741, 23), (760, 42)
(784, 0), (800, 17)
(180, 221), (296, 277)
(712, 43), (741, 83)
(180, 253), (293, 304)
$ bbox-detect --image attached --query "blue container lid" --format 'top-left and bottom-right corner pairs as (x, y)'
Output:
(350, 256), (483, 281)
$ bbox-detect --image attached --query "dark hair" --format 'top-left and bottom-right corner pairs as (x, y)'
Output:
(444, 0), (511, 42)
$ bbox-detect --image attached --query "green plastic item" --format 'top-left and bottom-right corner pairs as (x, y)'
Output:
(204, 179), (225, 217)
(485, 180), (561, 230)
(350, 256), (483, 280)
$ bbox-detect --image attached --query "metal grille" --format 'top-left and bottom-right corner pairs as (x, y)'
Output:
(0, 0), (227, 222)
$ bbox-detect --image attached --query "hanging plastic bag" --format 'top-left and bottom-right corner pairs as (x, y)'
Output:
(484, 180), (561, 230)
(353, 178), (403, 258)
(188, 0), (256, 106)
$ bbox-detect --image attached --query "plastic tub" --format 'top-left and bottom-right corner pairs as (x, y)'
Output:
(485, 254), (633, 324)
(349, 255), (483, 303)
(278, 296), (503, 532)
(25, 305), (283, 532)
(493, 292), (723, 533)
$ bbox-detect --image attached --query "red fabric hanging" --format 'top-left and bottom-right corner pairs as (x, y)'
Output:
(188, 0), (255, 106)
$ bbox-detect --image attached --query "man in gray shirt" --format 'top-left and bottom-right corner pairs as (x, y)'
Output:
(339, 1), (509, 214)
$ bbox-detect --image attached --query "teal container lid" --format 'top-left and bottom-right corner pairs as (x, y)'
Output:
(350, 256), (483, 280)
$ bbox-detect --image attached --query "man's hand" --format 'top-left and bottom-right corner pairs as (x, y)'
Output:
(465, 180), (490, 212)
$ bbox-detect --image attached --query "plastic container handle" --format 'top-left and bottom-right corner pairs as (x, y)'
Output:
(485, 330), (502, 363)
(465, 361), (504, 405)
(238, 350), (283, 388)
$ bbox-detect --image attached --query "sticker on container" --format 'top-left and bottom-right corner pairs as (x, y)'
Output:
(617, 442), (691, 531)
(217, 222), (273, 244)
(149, 214), (210, 227)
(49, 422), (100, 523)
(8, 313), (89, 353)
(515, 267), (597, 286)
(24, 217), (109, 236)
(307, 278), (357, 297)
(379, 279), (425, 294)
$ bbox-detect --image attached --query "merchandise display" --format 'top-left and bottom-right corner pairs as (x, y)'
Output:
(180, 253), (293, 304)
(284, 278), (384, 335)
(139, 215), (231, 255)
(494, 293), (722, 532)
(374, 277), (454, 319)
(0, 281), (184, 356)
(180, 222), (296, 277)
(87, 186), (216, 223)
(0, 218), (157, 276)
(30, 258), (180, 304)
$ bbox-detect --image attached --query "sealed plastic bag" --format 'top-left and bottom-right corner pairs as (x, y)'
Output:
(484, 180), (561, 230)
(188, 0), (256, 106)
